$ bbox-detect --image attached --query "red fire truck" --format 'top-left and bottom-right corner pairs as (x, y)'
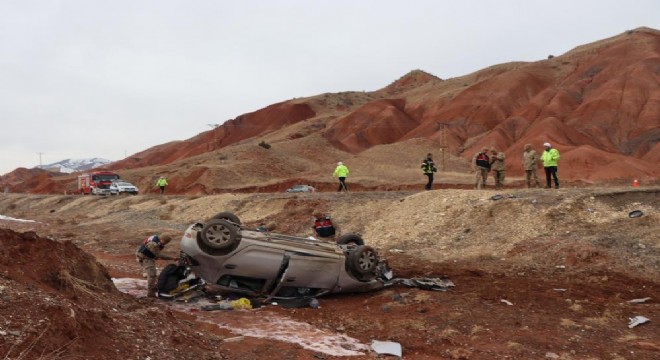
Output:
(77, 171), (120, 195)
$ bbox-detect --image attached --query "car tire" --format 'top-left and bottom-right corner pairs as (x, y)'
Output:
(336, 234), (365, 246)
(207, 211), (241, 226)
(346, 245), (378, 280)
(199, 219), (241, 253)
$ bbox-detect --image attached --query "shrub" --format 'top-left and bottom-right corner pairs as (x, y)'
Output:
(258, 141), (271, 149)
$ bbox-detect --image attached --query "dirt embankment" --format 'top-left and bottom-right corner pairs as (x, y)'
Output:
(0, 187), (658, 359)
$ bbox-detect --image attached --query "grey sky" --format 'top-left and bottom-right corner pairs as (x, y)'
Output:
(1, 0), (658, 175)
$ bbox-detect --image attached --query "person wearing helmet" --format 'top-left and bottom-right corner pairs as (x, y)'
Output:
(333, 162), (349, 192)
(540, 142), (560, 189)
(136, 234), (177, 298)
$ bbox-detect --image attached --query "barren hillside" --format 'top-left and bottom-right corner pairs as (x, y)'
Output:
(1, 28), (659, 195)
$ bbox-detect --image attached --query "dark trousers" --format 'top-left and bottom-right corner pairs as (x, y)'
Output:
(425, 173), (434, 190)
(159, 186), (165, 194)
(337, 177), (347, 192)
(544, 166), (559, 188)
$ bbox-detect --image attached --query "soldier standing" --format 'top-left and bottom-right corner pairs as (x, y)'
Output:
(472, 148), (491, 189)
(490, 148), (506, 190)
(136, 234), (176, 298)
(522, 144), (540, 188)
(421, 153), (437, 191)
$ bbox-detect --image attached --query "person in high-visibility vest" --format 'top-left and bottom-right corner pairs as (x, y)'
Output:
(333, 162), (349, 192)
(156, 176), (168, 194)
(540, 143), (560, 189)
(421, 153), (437, 191)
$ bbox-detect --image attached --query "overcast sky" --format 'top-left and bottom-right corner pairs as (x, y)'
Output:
(1, 0), (658, 175)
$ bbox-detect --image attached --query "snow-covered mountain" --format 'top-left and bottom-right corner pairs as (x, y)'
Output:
(37, 158), (113, 173)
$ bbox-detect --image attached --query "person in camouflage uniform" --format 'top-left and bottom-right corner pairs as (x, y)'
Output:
(136, 234), (176, 298)
(522, 144), (540, 188)
(489, 148), (506, 190)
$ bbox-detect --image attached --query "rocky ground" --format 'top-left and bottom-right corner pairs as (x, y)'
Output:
(0, 186), (658, 359)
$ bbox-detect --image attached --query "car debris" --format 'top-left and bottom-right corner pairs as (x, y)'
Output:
(392, 277), (454, 291)
(371, 340), (402, 357)
(628, 297), (652, 304)
(628, 210), (644, 218)
(628, 315), (650, 328)
(490, 194), (504, 201)
(201, 298), (253, 311)
(309, 298), (320, 309)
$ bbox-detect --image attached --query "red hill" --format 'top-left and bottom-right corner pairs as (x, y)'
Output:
(2, 28), (659, 194)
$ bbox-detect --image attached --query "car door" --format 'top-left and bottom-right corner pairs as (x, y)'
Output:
(214, 243), (288, 293)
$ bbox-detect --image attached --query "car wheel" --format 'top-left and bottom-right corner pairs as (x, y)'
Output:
(207, 211), (241, 226)
(347, 245), (378, 278)
(336, 234), (365, 246)
(199, 219), (240, 251)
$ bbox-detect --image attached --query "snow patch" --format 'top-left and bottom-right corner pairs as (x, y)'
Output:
(0, 214), (36, 223)
(38, 157), (113, 173)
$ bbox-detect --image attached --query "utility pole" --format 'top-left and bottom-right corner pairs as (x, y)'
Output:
(37, 152), (44, 168)
(437, 123), (449, 171)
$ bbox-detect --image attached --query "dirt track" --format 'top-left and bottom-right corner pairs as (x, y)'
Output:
(0, 187), (658, 359)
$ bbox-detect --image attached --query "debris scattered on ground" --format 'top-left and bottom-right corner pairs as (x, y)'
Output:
(628, 210), (644, 218)
(628, 315), (650, 328)
(309, 298), (320, 309)
(394, 277), (454, 291)
(501, 299), (513, 306)
(371, 340), (402, 357)
(628, 297), (652, 304)
(490, 194), (504, 201)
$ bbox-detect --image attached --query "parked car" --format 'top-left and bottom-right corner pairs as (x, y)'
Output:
(285, 185), (316, 193)
(179, 212), (392, 300)
(110, 181), (139, 195)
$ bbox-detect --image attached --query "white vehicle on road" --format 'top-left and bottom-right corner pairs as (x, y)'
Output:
(110, 181), (139, 195)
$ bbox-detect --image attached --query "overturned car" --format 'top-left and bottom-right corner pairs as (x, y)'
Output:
(179, 212), (392, 300)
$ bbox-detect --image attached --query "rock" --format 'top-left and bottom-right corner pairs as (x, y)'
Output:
(545, 352), (560, 359)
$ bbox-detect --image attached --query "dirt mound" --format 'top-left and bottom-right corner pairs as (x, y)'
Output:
(0, 228), (113, 293)
(0, 228), (220, 360)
